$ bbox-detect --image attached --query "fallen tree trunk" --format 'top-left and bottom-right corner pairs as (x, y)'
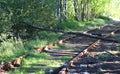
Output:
(22, 22), (120, 43)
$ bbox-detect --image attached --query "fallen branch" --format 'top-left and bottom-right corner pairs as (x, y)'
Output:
(22, 22), (120, 43)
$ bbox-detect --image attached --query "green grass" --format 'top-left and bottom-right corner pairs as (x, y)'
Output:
(117, 46), (120, 51)
(57, 18), (108, 32)
(9, 53), (64, 74)
(0, 35), (27, 62)
(96, 54), (110, 61)
(60, 56), (72, 61)
(0, 32), (65, 74)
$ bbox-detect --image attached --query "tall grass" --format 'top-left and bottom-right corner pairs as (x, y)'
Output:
(0, 33), (27, 62)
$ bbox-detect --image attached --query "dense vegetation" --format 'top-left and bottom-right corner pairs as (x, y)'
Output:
(0, 0), (120, 74)
(0, 0), (120, 37)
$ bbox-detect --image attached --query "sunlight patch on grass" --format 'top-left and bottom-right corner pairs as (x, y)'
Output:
(9, 52), (64, 74)
(60, 56), (72, 61)
(24, 32), (61, 49)
(25, 39), (48, 49)
(106, 50), (119, 54)
(58, 18), (107, 32)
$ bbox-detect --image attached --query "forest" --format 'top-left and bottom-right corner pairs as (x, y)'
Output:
(0, 0), (120, 74)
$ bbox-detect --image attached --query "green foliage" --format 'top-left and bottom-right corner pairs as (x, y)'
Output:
(103, 0), (120, 18)
(0, 0), (119, 73)
(0, 0), (56, 37)
(65, 0), (112, 21)
(98, 16), (111, 20)
(58, 18), (107, 31)
(58, 20), (80, 31)
(90, 0), (110, 16)
(0, 33), (27, 62)
(67, 0), (75, 20)
(60, 56), (72, 61)
(0, 0), (119, 37)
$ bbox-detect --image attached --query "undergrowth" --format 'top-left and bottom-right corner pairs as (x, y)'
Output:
(57, 18), (109, 32)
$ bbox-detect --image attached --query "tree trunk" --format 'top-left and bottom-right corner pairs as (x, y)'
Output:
(54, 0), (57, 18)
(73, 0), (79, 21)
(59, 0), (63, 23)
(63, 0), (67, 21)
(81, 0), (87, 21)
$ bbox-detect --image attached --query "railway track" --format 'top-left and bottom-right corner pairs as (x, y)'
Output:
(0, 25), (100, 72)
(0, 21), (120, 74)
(49, 23), (120, 74)
(57, 31), (118, 74)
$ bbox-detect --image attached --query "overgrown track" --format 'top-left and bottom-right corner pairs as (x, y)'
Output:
(0, 22), (120, 74)
(50, 23), (120, 74)
(54, 29), (119, 74)
(0, 35), (79, 72)
(0, 27), (100, 72)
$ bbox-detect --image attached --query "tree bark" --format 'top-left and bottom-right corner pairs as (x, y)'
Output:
(59, 0), (63, 23)
(73, 0), (79, 21)
(63, 0), (67, 21)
